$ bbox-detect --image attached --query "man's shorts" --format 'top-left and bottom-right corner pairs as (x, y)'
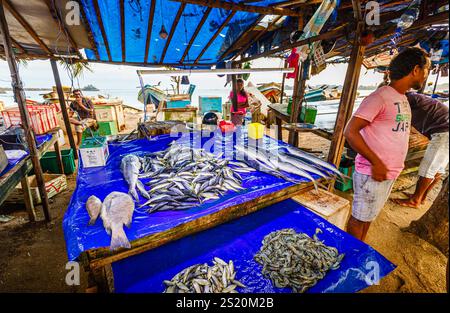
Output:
(418, 132), (449, 179)
(74, 118), (97, 133)
(351, 171), (395, 222)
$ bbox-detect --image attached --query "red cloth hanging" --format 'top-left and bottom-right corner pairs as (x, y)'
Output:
(286, 48), (299, 79)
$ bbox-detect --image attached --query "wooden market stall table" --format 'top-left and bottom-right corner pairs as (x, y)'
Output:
(0, 129), (63, 222)
(63, 131), (333, 292)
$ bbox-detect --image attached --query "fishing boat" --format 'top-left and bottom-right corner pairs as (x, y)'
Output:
(257, 82), (284, 103)
(304, 85), (328, 102)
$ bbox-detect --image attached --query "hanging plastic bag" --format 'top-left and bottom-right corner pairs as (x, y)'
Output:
(181, 76), (190, 85)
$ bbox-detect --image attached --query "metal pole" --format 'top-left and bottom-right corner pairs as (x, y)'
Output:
(50, 59), (78, 159)
(432, 68), (440, 95)
(137, 71), (148, 122)
(0, 1), (51, 221)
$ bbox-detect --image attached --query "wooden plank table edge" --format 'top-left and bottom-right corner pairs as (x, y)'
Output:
(80, 178), (329, 292)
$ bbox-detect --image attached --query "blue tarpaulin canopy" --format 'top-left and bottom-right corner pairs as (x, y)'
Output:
(80, 0), (287, 66)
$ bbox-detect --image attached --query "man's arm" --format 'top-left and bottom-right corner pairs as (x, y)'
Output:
(344, 116), (388, 181)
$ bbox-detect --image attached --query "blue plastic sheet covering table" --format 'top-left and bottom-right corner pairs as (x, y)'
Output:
(112, 199), (396, 293)
(63, 130), (331, 261)
(0, 134), (51, 177)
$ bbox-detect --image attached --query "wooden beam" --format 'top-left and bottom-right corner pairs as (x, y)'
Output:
(92, 0), (112, 61)
(120, 0), (125, 62)
(50, 59), (78, 160)
(0, 2), (52, 222)
(78, 0), (100, 60)
(43, 0), (81, 57)
(194, 11), (236, 64)
(180, 7), (212, 63)
(172, 0), (301, 17)
(275, 0), (322, 8)
(144, 0), (156, 63)
(88, 58), (216, 68)
(160, 3), (186, 63)
(232, 15), (283, 61)
(219, 14), (264, 61)
(3, 0), (53, 56)
(9, 37), (25, 54)
(327, 22), (365, 169)
(236, 23), (348, 63)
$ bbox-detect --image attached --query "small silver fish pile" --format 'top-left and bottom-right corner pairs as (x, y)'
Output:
(254, 228), (345, 293)
(137, 142), (255, 212)
(163, 257), (246, 293)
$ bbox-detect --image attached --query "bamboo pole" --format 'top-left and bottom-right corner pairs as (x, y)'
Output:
(0, 1), (51, 221)
(50, 59), (78, 160)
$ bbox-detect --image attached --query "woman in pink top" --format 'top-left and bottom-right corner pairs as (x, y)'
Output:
(229, 78), (249, 126)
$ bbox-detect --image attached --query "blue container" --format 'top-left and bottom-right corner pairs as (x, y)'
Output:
(166, 100), (190, 109)
(199, 96), (222, 115)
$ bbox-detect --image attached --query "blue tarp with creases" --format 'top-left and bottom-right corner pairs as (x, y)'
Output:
(63, 129), (332, 261)
(0, 134), (52, 177)
(80, 0), (287, 65)
(111, 198), (396, 293)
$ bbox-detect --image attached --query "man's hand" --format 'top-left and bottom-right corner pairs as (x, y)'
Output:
(371, 161), (388, 182)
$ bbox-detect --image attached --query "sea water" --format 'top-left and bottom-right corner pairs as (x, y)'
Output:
(0, 88), (373, 130)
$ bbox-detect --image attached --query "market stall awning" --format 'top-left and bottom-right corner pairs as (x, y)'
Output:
(0, 0), (92, 59)
(79, 0), (294, 67)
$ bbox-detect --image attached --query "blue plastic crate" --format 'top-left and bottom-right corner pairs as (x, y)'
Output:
(199, 96), (222, 114)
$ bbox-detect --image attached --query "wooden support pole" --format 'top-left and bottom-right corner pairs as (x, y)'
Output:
(50, 59), (78, 159)
(280, 60), (288, 105)
(288, 59), (309, 146)
(0, 1), (51, 222)
(231, 74), (238, 113)
(327, 22), (366, 168)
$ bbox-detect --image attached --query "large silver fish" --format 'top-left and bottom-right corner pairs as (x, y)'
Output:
(100, 191), (135, 250)
(121, 154), (150, 201)
(282, 146), (348, 181)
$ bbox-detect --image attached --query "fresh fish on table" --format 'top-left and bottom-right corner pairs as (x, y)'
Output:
(85, 195), (102, 225)
(281, 146), (348, 182)
(100, 191), (135, 250)
(138, 141), (248, 213)
(163, 257), (246, 293)
(254, 228), (345, 293)
(121, 154), (150, 201)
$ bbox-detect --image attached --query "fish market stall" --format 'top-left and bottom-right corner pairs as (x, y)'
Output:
(112, 199), (395, 293)
(0, 130), (61, 222)
(63, 130), (343, 292)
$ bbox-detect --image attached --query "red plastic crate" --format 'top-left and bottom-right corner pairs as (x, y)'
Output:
(1, 103), (58, 134)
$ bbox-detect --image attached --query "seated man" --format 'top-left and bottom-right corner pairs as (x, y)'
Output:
(393, 92), (449, 208)
(69, 89), (97, 145)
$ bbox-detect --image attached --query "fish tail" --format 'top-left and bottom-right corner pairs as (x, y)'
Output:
(110, 223), (131, 250)
(129, 188), (139, 202)
(88, 216), (98, 225)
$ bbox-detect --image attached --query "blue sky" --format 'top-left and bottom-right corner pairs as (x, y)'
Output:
(0, 57), (388, 90)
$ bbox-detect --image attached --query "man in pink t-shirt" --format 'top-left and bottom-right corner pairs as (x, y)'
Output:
(344, 47), (430, 242)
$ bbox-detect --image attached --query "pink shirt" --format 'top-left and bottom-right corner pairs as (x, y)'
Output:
(353, 86), (411, 180)
(229, 91), (248, 114)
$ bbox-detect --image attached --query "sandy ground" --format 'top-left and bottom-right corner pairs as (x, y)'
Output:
(0, 114), (447, 293)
